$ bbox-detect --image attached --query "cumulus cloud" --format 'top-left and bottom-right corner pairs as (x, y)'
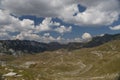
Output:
(1, 0), (120, 26)
(0, 0), (120, 42)
(14, 31), (40, 40)
(0, 9), (72, 42)
(82, 32), (92, 41)
(35, 18), (60, 32)
(55, 26), (72, 34)
(109, 25), (120, 30)
(64, 0), (120, 26)
(34, 17), (72, 34)
(0, 9), (35, 33)
(35, 18), (52, 32)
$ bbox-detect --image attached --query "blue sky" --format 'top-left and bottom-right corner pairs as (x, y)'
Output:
(19, 15), (120, 39)
(0, 0), (120, 43)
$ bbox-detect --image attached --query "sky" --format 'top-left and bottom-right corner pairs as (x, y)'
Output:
(0, 0), (120, 43)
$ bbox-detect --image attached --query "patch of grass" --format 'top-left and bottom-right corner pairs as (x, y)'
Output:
(1, 40), (120, 80)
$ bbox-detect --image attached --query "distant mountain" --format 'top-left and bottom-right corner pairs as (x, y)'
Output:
(0, 40), (48, 54)
(0, 40), (84, 55)
(0, 33), (120, 55)
(85, 33), (120, 47)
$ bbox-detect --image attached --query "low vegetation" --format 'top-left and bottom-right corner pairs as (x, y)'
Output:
(0, 40), (120, 80)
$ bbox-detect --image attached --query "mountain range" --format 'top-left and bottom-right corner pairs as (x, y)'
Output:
(0, 33), (120, 55)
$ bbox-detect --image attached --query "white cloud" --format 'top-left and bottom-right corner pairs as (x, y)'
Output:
(0, 10), (12, 25)
(13, 32), (57, 43)
(73, 9), (119, 26)
(0, 32), (11, 40)
(109, 25), (120, 30)
(43, 33), (50, 37)
(14, 31), (40, 40)
(35, 18), (52, 32)
(20, 19), (34, 27)
(35, 17), (60, 32)
(55, 26), (72, 34)
(0, 9), (35, 33)
(0, 10), (72, 42)
(0, 10), (71, 42)
(82, 32), (92, 41)
(1, 0), (120, 26)
(42, 33), (65, 43)
(35, 17), (72, 34)
(1, 18), (34, 33)
(62, 0), (120, 26)
(0, 0), (120, 42)
(66, 38), (82, 43)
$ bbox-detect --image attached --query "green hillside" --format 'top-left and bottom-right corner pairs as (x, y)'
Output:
(0, 40), (120, 80)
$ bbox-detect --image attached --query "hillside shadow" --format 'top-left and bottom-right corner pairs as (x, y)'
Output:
(117, 75), (120, 80)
